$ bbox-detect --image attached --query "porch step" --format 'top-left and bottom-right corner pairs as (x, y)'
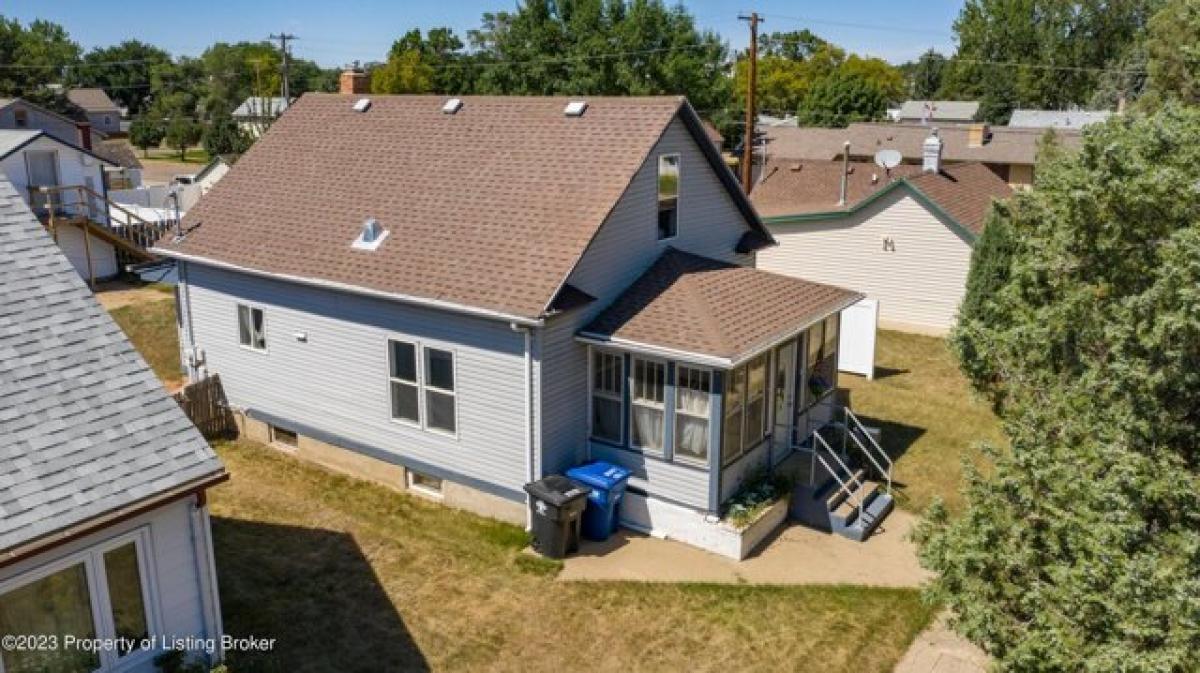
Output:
(831, 480), (881, 522)
(834, 490), (894, 542)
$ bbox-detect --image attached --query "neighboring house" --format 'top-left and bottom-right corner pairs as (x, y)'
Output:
(752, 131), (1013, 334)
(0, 129), (120, 280)
(67, 87), (123, 136)
(1007, 108), (1112, 130)
(0, 97), (141, 188)
(95, 138), (144, 189)
(231, 97), (290, 137)
(192, 154), (234, 203)
(895, 100), (980, 124)
(153, 89), (885, 554)
(0, 174), (228, 672)
(759, 121), (1082, 188)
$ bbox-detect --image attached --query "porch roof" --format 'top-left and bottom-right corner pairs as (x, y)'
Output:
(579, 249), (862, 366)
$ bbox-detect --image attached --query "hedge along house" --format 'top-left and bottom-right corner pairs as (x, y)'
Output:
(752, 132), (1013, 335)
(152, 85), (879, 553)
(0, 174), (228, 671)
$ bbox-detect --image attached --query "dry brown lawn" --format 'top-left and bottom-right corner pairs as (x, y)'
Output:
(209, 441), (936, 673)
(841, 330), (1005, 516)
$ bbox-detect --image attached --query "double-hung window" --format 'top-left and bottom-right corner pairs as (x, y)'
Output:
(656, 154), (680, 239)
(630, 358), (666, 452)
(743, 355), (768, 448)
(0, 534), (154, 672)
(424, 348), (456, 434)
(722, 366), (746, 465)
(388, 340), (420, 425)
(804, 315), (839, 408)
(237, 304), (266, 351)
(591, 351), (624, 444)
(387, 341), (457, 435)
(674, 366), (711, 464)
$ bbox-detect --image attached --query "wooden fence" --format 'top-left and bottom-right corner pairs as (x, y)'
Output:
(173, 374), (238, 440)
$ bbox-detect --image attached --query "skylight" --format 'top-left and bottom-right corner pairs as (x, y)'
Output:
(564, 101), (588, 117)
(442, 98), (463, 114)
(353, 98), (372, 113)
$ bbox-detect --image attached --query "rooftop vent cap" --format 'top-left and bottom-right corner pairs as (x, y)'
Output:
(352, 217), (389, 250)
(564, 100), (588, 117)
(353, 98), (372, 113)
(442, 98), (463, 114)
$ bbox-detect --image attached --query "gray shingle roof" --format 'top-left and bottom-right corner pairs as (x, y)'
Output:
(897, 100), (980, 122)
(0, 173), (223, 554)
(1007, 109), (1112, 130)
(232, 96), (290, 118)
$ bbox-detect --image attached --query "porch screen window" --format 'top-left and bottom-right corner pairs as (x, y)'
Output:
(104, 543), (149, 655)
(424, 348), (456, 434)
(675, 366), (711, 463)
(743, 354), (768, 448)
(388, 340), (420, 424)
(591, 352), (624, 443)
(0, 563), (99, 672)
(630, 358), (666, 452)
(722, 366), (745, 464)
(805, 316), (839, 405)
(657, 154), (679, 239)
(237, 304), (266, 351)
(773, 341), (795, 435)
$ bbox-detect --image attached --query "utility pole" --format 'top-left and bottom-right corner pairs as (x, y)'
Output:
(269, 32), (296, 101)
(737, 12), (762, 193)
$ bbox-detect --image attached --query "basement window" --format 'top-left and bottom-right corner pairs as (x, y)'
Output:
(657, 154), (679, 239)
(237, 304), (267, 352)
(271, 425), (298, 448)
(408, 470), (443, 496)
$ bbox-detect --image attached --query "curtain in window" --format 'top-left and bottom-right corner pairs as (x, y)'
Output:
(632, 406), (665, 450)
(675, 367), (710, 462)
(631, 359), (665, 450)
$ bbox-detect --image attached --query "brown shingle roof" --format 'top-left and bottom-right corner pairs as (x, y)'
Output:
(157, 94), (763, 321)
(66, 88), (118, 112)
(93, 138), (142, 169)
(761, 122), (1082, 166)
(583, 249), (862, 363)
(751, 159), (1011, 236)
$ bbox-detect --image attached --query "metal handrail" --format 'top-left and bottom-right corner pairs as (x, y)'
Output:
(844, 407), (893, 495)
(813, 430), (864, 522)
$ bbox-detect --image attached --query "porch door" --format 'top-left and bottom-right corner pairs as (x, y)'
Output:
(25, 150), (60, 212)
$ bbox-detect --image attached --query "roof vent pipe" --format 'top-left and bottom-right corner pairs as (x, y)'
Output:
(923, 128), (943, 173)
(838, 141), (851, 206)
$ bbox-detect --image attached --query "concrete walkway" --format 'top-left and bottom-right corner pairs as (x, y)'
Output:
(893, 612), (990, 673)
(559, 509), (933, 586)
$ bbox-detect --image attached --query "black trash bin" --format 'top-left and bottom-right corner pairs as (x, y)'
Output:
(524, 475), (591, 559)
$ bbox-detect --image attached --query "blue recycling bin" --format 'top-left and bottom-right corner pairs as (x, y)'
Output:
(566, 461), (633, 541)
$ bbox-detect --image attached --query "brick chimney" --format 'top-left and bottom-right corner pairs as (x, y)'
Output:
(76, 121), (92, 151)
(923, 128), (943, 173)
(967, 123), (990, 149)
(339, 66), (369, 95)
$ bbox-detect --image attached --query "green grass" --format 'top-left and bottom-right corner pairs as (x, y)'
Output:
(209, 440), (937, 672)
(108, 299), (183, 386)
(142, 147), (211, 164)
(841, 330), (1004, 516)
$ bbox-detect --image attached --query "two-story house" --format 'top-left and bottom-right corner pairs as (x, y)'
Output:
(153, 87), (886, 554)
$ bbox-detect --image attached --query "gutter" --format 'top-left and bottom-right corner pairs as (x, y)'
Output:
(151, 249), (544, 328)
(0, 470), (229, 570)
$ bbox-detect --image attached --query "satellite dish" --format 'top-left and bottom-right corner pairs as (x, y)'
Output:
(874, 149), (902, 170)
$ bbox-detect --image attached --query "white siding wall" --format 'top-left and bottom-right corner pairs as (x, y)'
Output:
(0, 499), (217, 671)
(56, 223), (118, 278)
(758, 190), (974, 334)
(184, 264), (531, 500)
(539, 115), (756, 511)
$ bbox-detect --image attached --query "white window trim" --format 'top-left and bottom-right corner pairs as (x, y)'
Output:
(656, 152), (681, 241)
(386, 338), (422, 429)
(0, 527), (162, 673)
(742, 354), (769, 449)
(588, 347), (625, 445)
(673, 364), (713, 467)
(236, 303), (268, 354)
(406, 470), (444, 499)
(422, 346), (459, 438)
(383, 336), (461, 440)
(628, 355), (668, 455)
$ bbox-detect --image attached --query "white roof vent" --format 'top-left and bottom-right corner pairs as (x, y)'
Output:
(352, 217), (388, 250)
(353, 98), (372, 113)
(564, 100), (588, 117)
(442, 98), (463, 114)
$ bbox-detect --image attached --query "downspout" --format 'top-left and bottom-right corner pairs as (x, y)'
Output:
(510, 322), (535, 529)
(838, 141), (851, 206)
(178, 261), (200, 381)
(188, 492), (225, 664)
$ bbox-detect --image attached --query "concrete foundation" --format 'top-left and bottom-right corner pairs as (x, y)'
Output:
(234, 412), (526, 525)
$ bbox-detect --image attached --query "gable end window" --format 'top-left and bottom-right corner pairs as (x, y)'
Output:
(657, 154), (680, 239)
(237, 304), (266, 351)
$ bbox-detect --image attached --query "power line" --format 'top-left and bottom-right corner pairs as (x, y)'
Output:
(761, 13), (954, 38)
(269, 32), (296, 101)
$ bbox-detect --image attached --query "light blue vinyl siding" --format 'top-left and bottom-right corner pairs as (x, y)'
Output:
(538, 115), (758, 512)
(183, 263), (531, 499)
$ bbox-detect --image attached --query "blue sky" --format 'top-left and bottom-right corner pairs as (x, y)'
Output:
(6, 0), (961, 66)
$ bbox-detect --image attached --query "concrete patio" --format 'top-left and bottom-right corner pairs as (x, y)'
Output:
(559, 509), (933, 586)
